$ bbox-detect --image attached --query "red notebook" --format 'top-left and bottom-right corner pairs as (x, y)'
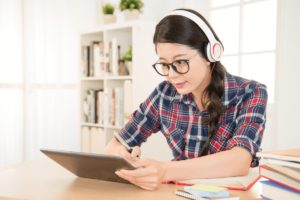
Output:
(163, 168), (260, 191)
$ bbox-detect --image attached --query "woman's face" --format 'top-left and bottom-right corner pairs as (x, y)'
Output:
(156, 43), (211, 100)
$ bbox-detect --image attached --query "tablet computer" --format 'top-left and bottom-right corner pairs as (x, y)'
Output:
(40, 149), (136, 184)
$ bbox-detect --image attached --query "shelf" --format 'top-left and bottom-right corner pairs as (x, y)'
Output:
(104, 76), (132, 80)
(81, 77), (104, 81)
(81, 123), (104, 128)
(81, 76), (132, 81)
(81, 123), (123, 130)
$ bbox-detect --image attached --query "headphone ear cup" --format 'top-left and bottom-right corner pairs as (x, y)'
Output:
(206, 43), (215, 62)
(211, 42), (223, 62)
(206, 42), (223, 62)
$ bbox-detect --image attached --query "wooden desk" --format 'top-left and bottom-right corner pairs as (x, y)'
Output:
(0, 158), (261, 200)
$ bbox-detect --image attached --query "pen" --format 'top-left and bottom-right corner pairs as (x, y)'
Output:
(113, 131), (133, 153)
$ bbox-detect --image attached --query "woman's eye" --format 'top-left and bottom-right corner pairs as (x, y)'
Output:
(174, 60), (185, 66)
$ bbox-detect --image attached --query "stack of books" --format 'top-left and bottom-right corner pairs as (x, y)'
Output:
(256, 149), (300, 199)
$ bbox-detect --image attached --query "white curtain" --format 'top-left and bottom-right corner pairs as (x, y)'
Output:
(0, 0), (99, 167)
(0, 0), (24, 167)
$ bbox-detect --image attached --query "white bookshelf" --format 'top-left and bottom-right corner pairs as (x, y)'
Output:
(79, 21), (160, 154)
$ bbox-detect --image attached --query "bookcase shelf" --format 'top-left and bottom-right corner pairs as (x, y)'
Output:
(79, 21), (157, 154)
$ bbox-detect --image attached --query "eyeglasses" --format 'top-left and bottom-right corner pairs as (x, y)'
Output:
(152, 53), (198, 76)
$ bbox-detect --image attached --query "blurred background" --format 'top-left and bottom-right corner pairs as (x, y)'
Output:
(0, 0), (299, 168)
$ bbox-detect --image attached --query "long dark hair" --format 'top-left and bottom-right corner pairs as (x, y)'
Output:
(153, 9), (226, 154)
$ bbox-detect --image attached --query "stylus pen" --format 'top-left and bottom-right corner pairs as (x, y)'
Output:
(113, 132), (133, 153)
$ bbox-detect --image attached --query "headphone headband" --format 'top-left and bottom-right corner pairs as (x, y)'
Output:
(166, 10), (223, 62)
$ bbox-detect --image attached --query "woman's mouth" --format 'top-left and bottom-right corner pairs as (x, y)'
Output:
(173, 81), (187, 89)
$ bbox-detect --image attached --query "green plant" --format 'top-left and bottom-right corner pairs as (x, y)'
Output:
(123, 46), (132, 61)
(119, 0), (144, 12)
(102, 3), (115, 15)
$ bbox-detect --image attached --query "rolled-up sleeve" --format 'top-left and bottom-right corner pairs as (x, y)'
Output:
(118, 83), (162, 147)
(225, 83), (268, 167)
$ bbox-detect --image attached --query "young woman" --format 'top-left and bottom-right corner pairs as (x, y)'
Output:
(105, 8), (268, 190)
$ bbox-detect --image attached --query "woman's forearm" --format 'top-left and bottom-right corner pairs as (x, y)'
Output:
(163, 147), (252, 181)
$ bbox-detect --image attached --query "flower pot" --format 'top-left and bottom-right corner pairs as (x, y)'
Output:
(125, 61), (132, 75)
(103, 14), (116, 24)
(123, 9), (140, 21)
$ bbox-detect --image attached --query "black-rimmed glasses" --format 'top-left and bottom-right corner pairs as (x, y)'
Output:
(152, 59), (190, 76)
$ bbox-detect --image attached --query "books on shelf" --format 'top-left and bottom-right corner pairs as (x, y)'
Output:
(83, 83), (130, 127)
(81, 38), (128, 78)
(81, 126), (106, 154)
(260, 180), (300, 200)
(167, 168), (259, 191)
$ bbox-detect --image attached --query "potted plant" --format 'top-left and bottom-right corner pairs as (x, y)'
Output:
(119, 0), (144, 20)
(123, 46), (132, 75)
(102, 3), (116, 24)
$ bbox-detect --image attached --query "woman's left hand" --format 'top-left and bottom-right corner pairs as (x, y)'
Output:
(115, 158), (167, 190)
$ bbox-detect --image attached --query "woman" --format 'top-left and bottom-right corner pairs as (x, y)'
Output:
(105, 8), (268, 190)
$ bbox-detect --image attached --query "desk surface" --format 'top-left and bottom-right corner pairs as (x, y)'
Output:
(0, 158), (261, 200)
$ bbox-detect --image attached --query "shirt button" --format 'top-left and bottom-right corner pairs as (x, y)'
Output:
(196, 136), (201, 142)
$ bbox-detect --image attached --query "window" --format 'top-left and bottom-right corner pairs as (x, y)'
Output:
(209, 0), (277, 103)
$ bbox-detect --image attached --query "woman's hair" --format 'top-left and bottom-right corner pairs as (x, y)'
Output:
(153, 9), (226, 154)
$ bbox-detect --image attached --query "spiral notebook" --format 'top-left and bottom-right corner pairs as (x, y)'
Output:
(175, 190), (240, 200)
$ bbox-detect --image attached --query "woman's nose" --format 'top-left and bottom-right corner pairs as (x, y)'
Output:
(168, 66), (179, 78)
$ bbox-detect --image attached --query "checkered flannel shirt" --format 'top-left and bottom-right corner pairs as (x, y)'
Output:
(118, 73), (268, 167)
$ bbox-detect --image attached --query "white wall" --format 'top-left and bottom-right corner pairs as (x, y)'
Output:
(22, 0), (101, 160)
(275, 0), (300, 149)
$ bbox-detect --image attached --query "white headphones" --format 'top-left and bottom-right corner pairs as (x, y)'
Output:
(167, 10), (224, 62)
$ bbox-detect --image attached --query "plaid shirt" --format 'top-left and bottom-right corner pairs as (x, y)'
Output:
(118, 73), (268, 167)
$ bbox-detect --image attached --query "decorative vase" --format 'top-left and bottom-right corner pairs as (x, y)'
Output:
(123, 9), (140, 21)
(103, 14), (116, 24)
(125, 61), (132, 75)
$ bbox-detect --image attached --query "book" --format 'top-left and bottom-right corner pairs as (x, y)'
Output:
(90, 128), (105, 154)
(175, 190), (207, 200)
(123, 80), (132, 123)
(81, 45), (89, 77)
(175, 190), (240, 200)
(108, 38), (118, 76)
(169, 168), (259, 191)
(94, 41), (105, 78)
(264, 157), (300, 169)
(256, 149), (300, 162)
(263, 163), (300, 182)
(259, 165), (300, 192)
(81, 126), (90, 153)
(260, 180), (300, 200)
(184, 184), (229, 198)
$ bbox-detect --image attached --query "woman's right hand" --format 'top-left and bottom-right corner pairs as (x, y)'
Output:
(104, 137), (141, 162)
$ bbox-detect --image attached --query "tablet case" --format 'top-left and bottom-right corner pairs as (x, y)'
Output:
(40, 149), (136, 184)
